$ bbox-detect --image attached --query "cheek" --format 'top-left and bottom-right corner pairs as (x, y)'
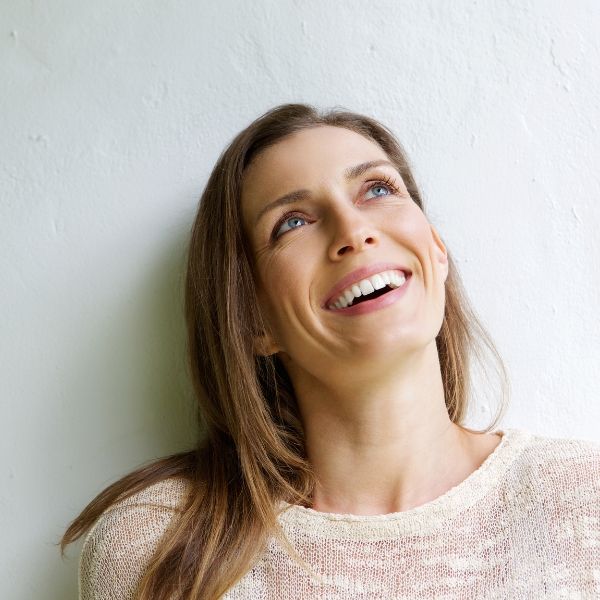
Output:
(387, 210), (430, 245)
(257, 255), (295, 301)
(255, 253), (306, 322)
(257, 238), (316, 294)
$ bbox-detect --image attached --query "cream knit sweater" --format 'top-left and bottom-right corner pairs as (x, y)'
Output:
(79, 428), (600, 599)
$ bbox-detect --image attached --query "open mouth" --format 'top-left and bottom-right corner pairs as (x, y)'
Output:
(327, 269), (410, 311)
(350, 285), (394, 306)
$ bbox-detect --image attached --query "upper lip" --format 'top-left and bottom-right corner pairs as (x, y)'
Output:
(322, 262), (412, 308)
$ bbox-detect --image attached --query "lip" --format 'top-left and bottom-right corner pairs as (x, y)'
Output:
(322, 262), (412, 309)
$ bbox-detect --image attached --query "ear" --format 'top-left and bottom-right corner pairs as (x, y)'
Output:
(430, 224), (449, 283)
(252, 329), (282, 357)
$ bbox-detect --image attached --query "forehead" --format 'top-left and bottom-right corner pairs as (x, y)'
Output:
(241, 125), (390, 220)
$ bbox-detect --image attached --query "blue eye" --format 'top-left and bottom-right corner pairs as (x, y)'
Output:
(365, 183), (392, 200)
(275, 214), (307, 238)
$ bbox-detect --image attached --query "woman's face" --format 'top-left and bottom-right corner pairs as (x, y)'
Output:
(241, 125), (448, 379)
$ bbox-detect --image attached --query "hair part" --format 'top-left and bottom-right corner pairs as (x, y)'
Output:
(60, 103), (509, 599)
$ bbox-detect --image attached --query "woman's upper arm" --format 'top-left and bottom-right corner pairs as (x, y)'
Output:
(79, 502), (178, 600)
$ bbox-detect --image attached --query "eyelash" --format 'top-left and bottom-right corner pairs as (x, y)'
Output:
(271, 176), (402, 240)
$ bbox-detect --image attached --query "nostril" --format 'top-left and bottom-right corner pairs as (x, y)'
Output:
(342, 237), (375, 253)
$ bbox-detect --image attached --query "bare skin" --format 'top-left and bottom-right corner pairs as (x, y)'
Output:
(242, 125), (502, 515)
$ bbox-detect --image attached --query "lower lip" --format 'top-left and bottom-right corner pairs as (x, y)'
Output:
(327, 275), (411, 316)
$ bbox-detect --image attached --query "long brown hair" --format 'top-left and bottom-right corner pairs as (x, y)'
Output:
(60, 103), (509, 598)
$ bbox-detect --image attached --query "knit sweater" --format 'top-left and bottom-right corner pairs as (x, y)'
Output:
(79, 428), (600, 599)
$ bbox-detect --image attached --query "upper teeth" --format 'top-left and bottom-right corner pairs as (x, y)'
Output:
(329, 269), (407, 310)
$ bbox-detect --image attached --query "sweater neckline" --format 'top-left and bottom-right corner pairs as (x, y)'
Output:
(277, 427), (533, 539)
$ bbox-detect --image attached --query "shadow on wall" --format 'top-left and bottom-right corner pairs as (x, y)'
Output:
(44, 221), (199, 600)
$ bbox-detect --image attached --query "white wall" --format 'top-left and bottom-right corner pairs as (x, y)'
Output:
(1, 1), (599, 597)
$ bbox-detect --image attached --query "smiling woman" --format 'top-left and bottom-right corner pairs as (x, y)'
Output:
(61, 104), (600, 599)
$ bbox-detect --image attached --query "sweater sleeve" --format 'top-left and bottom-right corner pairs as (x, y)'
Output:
(78, 478), (189, 600)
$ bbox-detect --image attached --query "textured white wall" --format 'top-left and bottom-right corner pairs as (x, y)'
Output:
(1, 1), (599, 597)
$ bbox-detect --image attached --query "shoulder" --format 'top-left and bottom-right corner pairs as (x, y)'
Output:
(510, 429), (600, 504)
(519, 429), (600, 472)
(79, 476), (192, 600)
(505, 430), (600, 558)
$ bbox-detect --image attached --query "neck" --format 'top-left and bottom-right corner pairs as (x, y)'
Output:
(282, 341), (494, 515)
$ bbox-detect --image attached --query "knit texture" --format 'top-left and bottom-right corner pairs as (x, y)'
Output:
(79, 428), (600, 599)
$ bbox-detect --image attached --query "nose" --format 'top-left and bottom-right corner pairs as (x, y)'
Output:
(327, 206), (379, 260)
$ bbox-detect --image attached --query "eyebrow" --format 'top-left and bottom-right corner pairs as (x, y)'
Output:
(254, 159), (399, 226)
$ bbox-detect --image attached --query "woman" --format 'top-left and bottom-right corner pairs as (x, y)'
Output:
(61, 104), (600, 599)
